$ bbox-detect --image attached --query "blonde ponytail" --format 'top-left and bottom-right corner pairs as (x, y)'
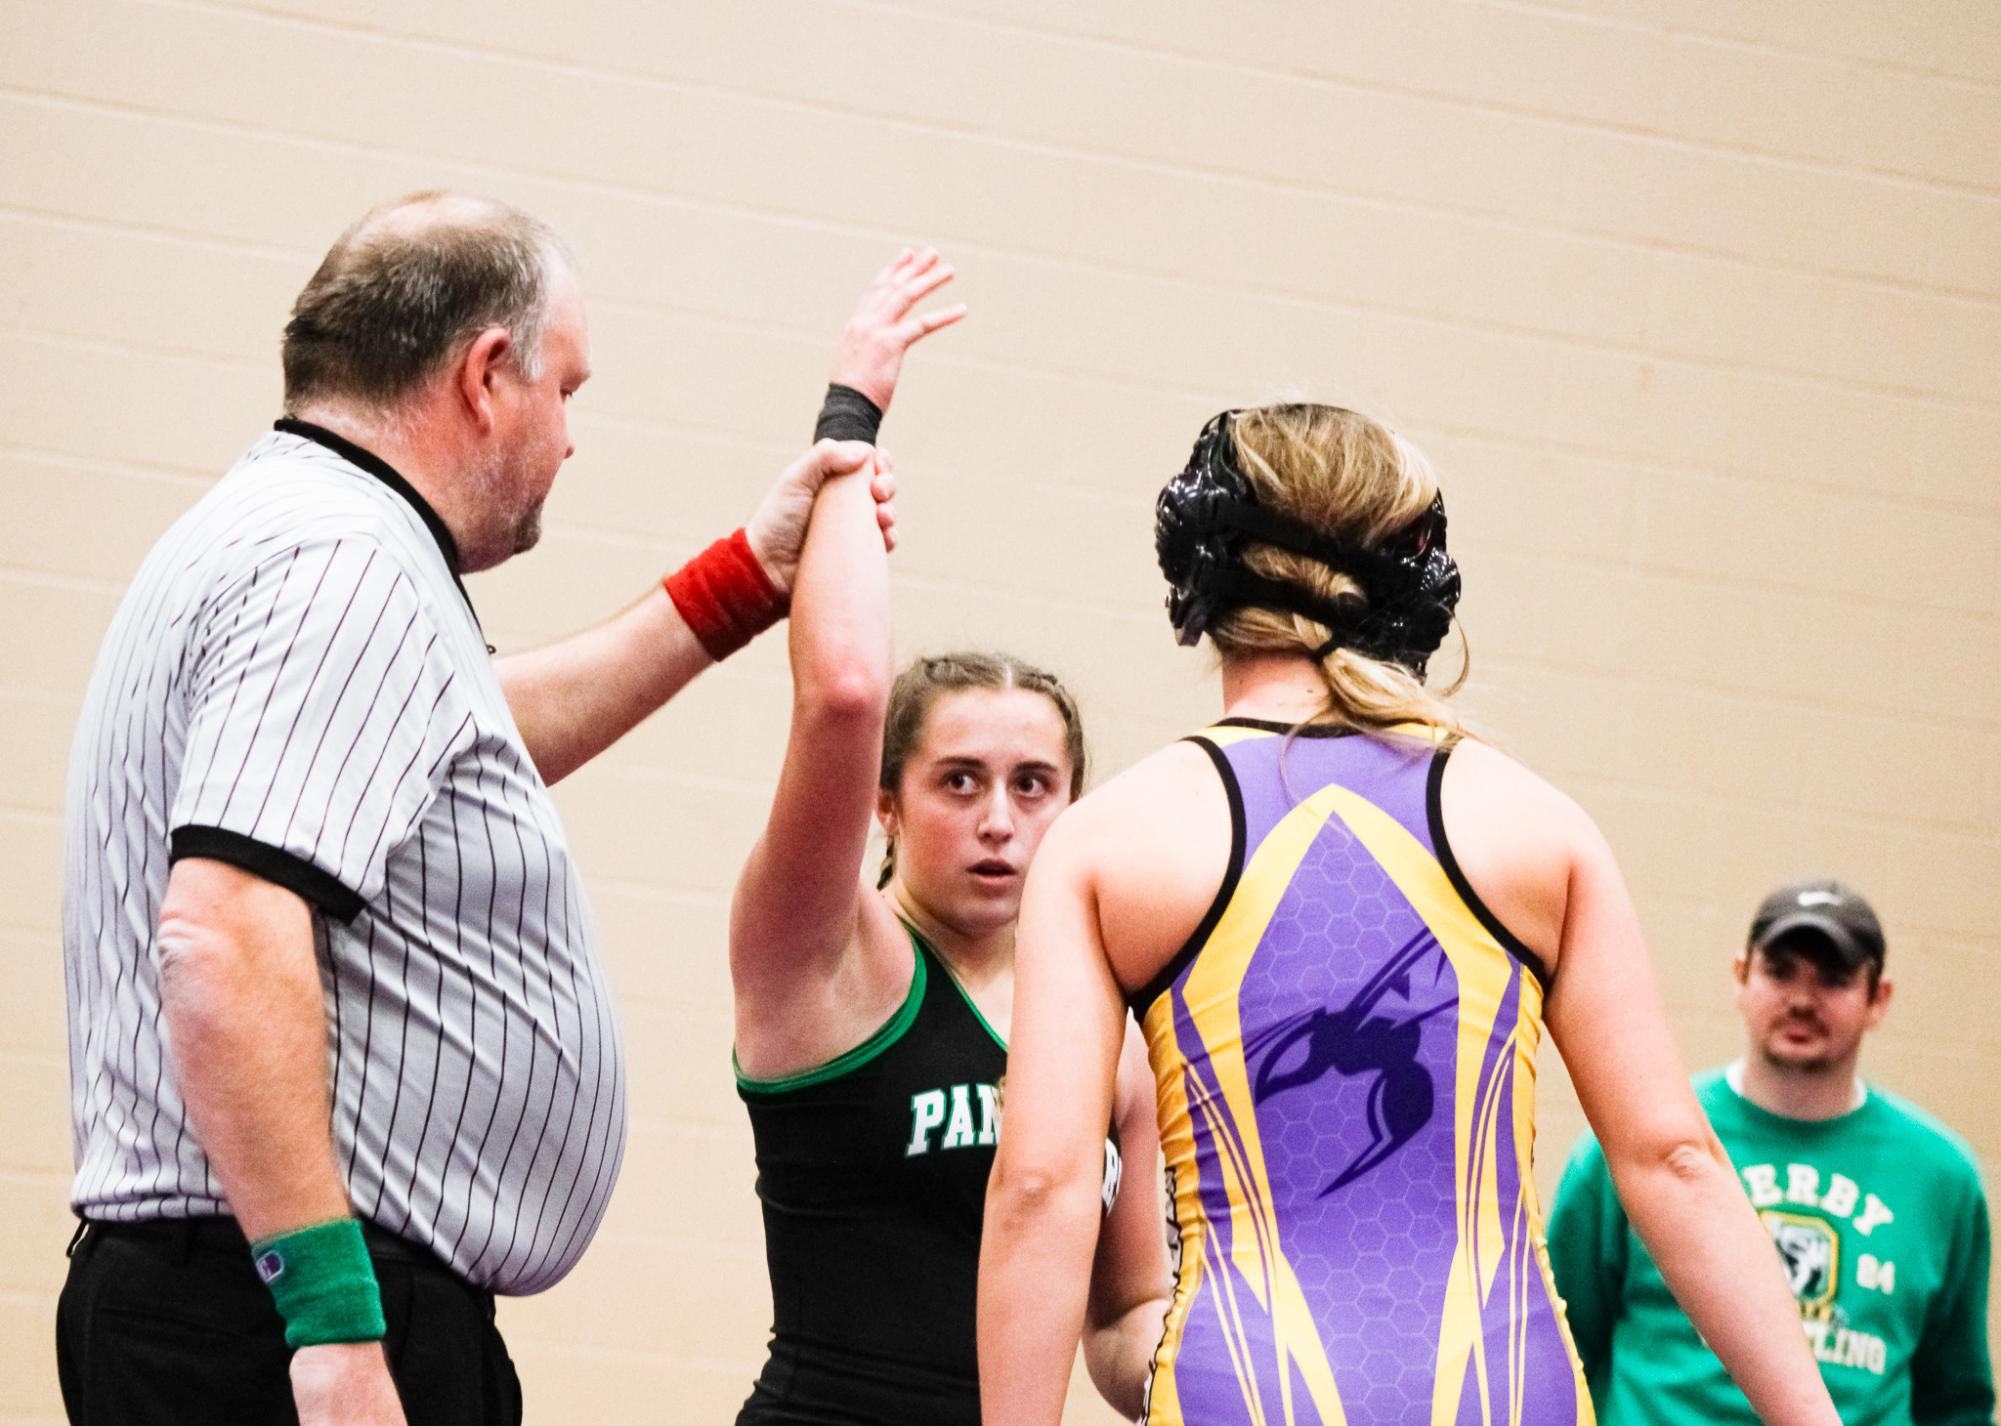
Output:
(1207, 404), (1466, 736)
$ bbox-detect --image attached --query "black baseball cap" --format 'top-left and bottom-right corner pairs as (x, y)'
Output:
(1747, 879), (1886, 973)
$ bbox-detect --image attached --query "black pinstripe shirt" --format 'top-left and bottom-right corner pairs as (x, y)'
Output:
(61, 422), (627, 1293)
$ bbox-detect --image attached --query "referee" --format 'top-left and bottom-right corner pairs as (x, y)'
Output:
(56, 191), (886, 1426)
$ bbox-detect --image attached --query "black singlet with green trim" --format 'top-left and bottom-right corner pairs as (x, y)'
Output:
(735, 925), (1121, 1426)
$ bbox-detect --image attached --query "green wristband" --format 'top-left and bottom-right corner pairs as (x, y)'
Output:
(250, 1218), (387, 1348)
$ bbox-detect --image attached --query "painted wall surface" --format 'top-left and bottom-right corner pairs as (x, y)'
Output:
(3, 2), (1995, 1420)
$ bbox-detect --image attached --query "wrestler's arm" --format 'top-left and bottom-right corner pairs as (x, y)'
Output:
(1081, 1021), (1173, 1418)
(729, 251), (965, 1064)
(156, 858), (405, 1426)
(1539, 808), (1842, 1426)
(978, 809), (1124, 1426)
(729, 439), (898, 1004)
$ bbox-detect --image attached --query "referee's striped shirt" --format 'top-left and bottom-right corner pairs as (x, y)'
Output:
(62, 420), (627, 1294)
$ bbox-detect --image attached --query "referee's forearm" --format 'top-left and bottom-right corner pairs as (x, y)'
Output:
(496, 585), (714, 785)
(156, 859), (354, 1240)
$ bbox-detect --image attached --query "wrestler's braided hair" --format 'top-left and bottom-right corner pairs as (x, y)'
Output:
(1209, 404), (1467, 736)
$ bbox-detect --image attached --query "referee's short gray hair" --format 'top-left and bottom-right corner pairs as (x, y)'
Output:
(282, 191), (572, 414)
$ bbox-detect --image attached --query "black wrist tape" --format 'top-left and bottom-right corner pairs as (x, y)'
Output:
(814, 384), (883, 444)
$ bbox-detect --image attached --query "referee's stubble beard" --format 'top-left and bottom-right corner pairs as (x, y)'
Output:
(463, 266), (591, 570)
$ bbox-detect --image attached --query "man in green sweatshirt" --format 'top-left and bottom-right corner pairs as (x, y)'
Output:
(1546, 879), (1993, 1426)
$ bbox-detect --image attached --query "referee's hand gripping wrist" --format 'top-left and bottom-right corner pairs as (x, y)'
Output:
(735, 440), (887, 590)
(671, 439), (899, 660)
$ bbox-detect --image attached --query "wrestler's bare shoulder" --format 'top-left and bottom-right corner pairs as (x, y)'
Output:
(1061, 739), (1224, 841)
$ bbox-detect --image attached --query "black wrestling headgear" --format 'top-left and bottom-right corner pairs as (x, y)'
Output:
(1154, 409), (1462, 677)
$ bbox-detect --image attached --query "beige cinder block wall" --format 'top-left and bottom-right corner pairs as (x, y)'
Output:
(4, 1), (1997, 1420)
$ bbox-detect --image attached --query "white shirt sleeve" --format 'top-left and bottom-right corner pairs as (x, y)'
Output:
(168, 533), (474, 919)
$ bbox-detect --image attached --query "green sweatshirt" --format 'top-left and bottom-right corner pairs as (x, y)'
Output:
(1546, 1069), (1993, 1426)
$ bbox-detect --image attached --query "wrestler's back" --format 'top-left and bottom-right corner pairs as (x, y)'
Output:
(1120, 720), (1594, 1426)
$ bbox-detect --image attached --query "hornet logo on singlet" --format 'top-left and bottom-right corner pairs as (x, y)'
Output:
(1245, 928), (1457, 1194)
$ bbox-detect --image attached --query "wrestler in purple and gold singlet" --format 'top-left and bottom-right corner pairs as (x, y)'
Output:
(1129, 720), (1594, 1426)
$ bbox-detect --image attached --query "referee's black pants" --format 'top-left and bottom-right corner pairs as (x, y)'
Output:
(56, 1216), (524, 1426)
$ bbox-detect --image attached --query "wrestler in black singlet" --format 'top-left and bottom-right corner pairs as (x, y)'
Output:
(735, 924), (1120, 1426)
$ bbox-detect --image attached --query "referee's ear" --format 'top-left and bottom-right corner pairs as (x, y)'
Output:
(458, 325), (513, 433)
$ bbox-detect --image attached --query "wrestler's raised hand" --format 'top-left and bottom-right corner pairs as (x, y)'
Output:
(746, 439), (896, 593)
(829, 247), (966, 413)
(290, 1342), (407, 1425)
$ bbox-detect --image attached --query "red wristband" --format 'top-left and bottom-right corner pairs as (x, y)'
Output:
(663, 528), (786, 661)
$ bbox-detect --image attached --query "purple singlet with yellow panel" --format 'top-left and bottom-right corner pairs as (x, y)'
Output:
(1130, 719), (1594, 1426)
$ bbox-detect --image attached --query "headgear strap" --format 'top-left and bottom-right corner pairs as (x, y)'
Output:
(1153, 409), (1461, 677)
